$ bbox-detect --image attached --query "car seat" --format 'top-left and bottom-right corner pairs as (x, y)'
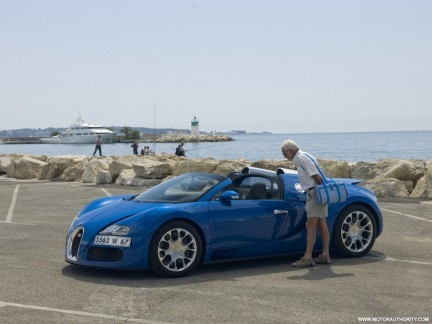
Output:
(247, 182), (267, 200)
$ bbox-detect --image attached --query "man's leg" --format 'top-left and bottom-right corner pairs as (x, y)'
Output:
(303, 217), (318, 260)
(317, 218), (330, 257)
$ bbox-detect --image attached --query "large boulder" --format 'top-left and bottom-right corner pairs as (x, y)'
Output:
(361, 178), (410, 198)
(108, 156), (137, 179)
(7, 156), (48, 179)
(153, 154), (178, 164)
(214, 159), (251, 175)
(353, 159), (425, 183)
(251, 159), (294, 172)
(0, 155), (13, 174)
(411, 176), (428, 198)
(56, 166), (85, 182)
(82, 157), (113, 183)
(133, 160), (173, 179)
(115, 169), (162, 187)
(173, 158), (219, 175)
(410, 161), (432, 198)
(28, 155), (48, 163)
(319, 159), (352, 178)
(42, 155), (88, 180)
(95, 170), (112, 184)
(351, 162), (381, 180)
(403, 180), (414, 194)
(377, 159), (425, 184)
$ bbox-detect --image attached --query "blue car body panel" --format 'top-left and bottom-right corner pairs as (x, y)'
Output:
(65, 170), (383, 271)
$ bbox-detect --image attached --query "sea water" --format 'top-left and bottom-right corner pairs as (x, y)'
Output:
(1, 131), (432, 163)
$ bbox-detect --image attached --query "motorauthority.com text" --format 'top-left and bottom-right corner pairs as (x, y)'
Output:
(358, 317), (429, 322)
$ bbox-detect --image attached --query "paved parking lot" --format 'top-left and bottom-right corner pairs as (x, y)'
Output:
(0, 177), (431, 323)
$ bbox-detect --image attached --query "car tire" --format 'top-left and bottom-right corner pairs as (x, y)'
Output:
(332, 205), (377, 257)
(149, 221), (203, 277)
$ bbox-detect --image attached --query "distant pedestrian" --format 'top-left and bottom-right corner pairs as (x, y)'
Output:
(93, 135), (103, 156)
(131, 142), (139, 155)
(175, 143), (186, 157)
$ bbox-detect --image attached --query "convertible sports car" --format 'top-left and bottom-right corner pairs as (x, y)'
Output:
(65, 167), (383, 277)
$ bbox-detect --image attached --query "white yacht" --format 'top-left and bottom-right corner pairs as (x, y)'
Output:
(40, 135), (61, 144)
(59, 116), (117, 144)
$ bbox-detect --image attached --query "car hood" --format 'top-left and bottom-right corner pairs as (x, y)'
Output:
(76, 198), (161, 226)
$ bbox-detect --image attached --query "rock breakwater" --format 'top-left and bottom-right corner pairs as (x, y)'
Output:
(1, 154), (431, 199)
(155, 134), (234, 143)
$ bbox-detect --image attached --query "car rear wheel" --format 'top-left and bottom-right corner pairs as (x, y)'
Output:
(332, 205), (377, 257)
(149, 221), (202, 277)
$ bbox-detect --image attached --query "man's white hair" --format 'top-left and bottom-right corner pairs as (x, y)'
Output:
(280, 139), (299, 151)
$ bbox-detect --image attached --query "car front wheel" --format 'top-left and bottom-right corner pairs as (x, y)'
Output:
(332, 205), (377, 257)
(149, 221), (202, 277)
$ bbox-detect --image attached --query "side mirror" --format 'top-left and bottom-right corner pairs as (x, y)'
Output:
(219, 190), (240, 202)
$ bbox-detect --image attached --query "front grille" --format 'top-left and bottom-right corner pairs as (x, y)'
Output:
(87, 247), (123, 262)
(66, 226), (84, 262)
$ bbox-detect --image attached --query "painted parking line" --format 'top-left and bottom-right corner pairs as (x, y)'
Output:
(381, 208), (432, 223)
(0, 301), (172, 324)
(365, 254), (432, 266)
(100, 188), (112, 196)
(1, 185), (109, 226)
(5, 185), (19, 223)
(0, 184), (35, 226)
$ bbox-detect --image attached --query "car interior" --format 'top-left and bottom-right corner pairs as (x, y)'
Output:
(226, 174), (283, 200)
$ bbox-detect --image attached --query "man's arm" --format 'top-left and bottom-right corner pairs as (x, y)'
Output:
(312, 174), (323, 185)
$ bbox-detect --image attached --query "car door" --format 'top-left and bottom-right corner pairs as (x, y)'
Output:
(208, 175), (303, 249)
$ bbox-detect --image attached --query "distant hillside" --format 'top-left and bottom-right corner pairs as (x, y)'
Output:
(0, 126), (192, 138)
(0, 128), (61, 138)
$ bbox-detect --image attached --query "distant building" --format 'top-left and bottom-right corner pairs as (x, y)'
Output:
(191, 116), (199, 136)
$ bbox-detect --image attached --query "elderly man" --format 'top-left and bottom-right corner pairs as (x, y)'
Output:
(281, 139), (331, 267)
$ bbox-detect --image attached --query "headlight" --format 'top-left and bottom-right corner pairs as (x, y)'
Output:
(98, 225), (130, 236)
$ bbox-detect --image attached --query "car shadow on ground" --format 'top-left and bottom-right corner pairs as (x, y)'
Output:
(286, 251), (390, 281)
(61, 251), (385, 287)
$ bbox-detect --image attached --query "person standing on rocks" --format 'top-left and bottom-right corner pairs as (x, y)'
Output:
(281, 139), (331, 267)
(131, 142), (139, 155)
(93, 135), (103, 156)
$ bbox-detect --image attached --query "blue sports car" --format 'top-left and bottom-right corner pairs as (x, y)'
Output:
(65, 167), (383, 277)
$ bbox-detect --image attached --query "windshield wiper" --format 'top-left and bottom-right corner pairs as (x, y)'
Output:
(123, 195), (138, 201)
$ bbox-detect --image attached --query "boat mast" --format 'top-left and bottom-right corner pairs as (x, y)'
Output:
(153, 93), (156, 154)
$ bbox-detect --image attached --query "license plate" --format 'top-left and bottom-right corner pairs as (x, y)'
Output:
(94, 235), (131, 247)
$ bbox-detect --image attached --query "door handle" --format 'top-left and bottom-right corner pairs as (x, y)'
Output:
(274, 210), (288, 215)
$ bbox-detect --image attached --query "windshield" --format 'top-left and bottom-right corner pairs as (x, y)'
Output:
(133, 173), (227, 203)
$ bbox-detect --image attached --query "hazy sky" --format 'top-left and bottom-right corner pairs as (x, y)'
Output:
(1, 0), (431, 134)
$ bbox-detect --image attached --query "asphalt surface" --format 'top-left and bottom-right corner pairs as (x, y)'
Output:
(0, 176), (431, 324)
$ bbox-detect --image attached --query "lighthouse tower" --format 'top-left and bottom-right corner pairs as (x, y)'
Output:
(191, 116), (199, 136)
